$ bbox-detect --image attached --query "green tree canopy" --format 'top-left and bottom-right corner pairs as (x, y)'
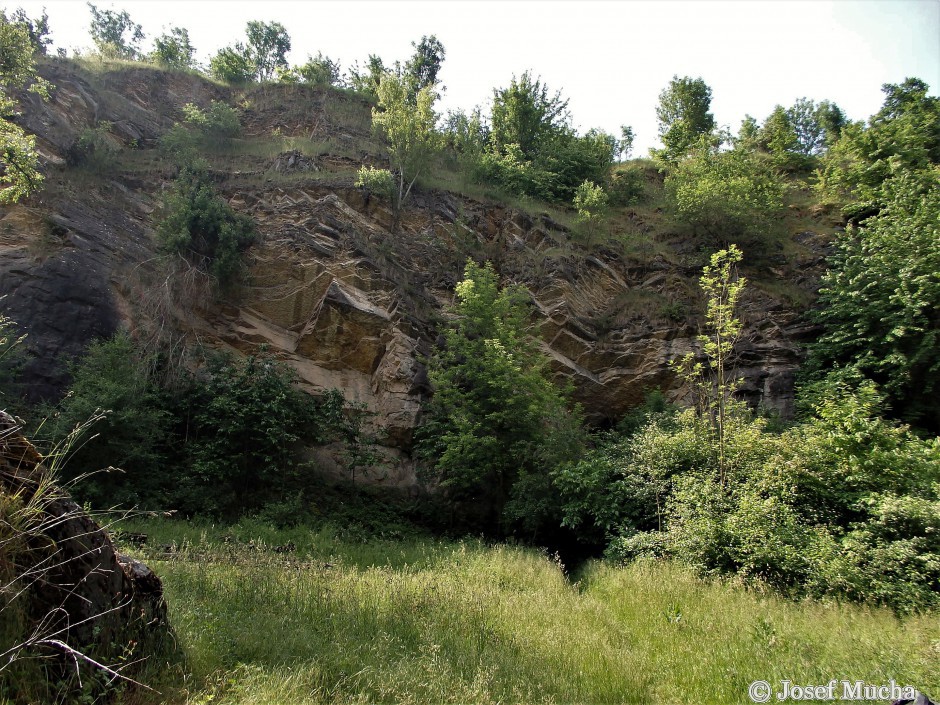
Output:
(292, 52), (341, 86)
(87, 3), (143, 59)
(245, 20), (290, 82)
(150, 26), (195, 70)
(209, 44), (254, 83)
(371, 72), (440, 222)
(418, 260), (582, 535)
(0, 11), (50, 203)
(347, 54), (388, 97)
(808, 167), (940, 432)
(664, 144), (784, 245)
(655, 75), (716, 162)
(818, 77), (939, 217)
(489, 71), (569, 160)
(404, 35), (445, 100)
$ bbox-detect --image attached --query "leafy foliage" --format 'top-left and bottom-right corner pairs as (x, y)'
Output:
(474, 74), (615, 202)
(66, 120), (119, 171)
(556, 251), (940, 613)
(48, 333), (169, 506)
(174, 352), (348, 516)
(672, 245), (746, 485)
(157, 162), (256, 285)
(86, 2), (143, 59)
(180, 100), (241, 144)
(0, 11), (51, 203)
(807, 167), (940, 432)
(245, 20), (290, 82)
(291, 52), (341, 86)
(654, 75), (716, 162)
(371, 72), (440, 222)
(347, 54), (387, 97)
(8, 7), (51, 55)
(489, 71), (569, 161)
(150, 26), (195, 70)
(817, 78), (939, 217)
(403, 35), (445, 101)
(209, 44), (254, 84)
(417, 261), (582, 536)
(355, 165), (395, 202)
(664, 145), (784, 245)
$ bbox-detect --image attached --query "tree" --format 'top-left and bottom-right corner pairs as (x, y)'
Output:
(150, 26), (195, 70)
(786, 97), (845, 156)
(0, 12), (50, 203)
(293, 52), (341, 86)
(418, 260), (582, 534)
(735, 114), (760, 152)
(759, 105), (802, 169)
(86, 3), (143, 60)
(573, 179), (608, 246)
(48, 333), (169, 506)
(664, 144), (784, 245)
(370, 72), (440, 228)
(9, 8), (51, 55)
(347, 54), (388, 97)
(817, 77), (939, 217)
(209, 44), (254, 83)
(404, 34), (444, 100)
(618, 125), (634, 160)
(157, 162), (256, 285)
(673, 245), (746, 486)
(807, 167), (940, 432)
(245, 20), (290, 82)
(654, 75), (716, 162)
(489, 71), (569, 160)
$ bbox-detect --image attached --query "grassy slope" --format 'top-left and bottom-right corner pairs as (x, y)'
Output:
(118, 520), (938, 705)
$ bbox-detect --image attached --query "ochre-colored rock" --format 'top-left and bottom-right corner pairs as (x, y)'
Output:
(0, 64), (825, 488)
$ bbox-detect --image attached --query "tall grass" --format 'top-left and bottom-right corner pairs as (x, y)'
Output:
(117, 519), (939, 705)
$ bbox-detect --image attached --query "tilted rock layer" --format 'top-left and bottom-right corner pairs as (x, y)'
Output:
(0, 61), (829, 487)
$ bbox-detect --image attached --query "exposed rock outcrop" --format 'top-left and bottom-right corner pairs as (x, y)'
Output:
(0, 411), (168, 683)
(0, 62), (828, 488)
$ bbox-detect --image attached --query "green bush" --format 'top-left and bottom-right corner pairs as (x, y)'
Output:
(172, 352), (349, 517)
(47, 332), (170, 506)
(355, 165), (396, 202)
(664, 145), (784, 245)
(417, 260), (583, 536)
(157, 162), (256, 286)
(66, 121), (120, 171)
(181, 101), (241, 143)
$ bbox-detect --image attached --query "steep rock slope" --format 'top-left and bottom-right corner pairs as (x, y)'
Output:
(0, 61), (828, 486)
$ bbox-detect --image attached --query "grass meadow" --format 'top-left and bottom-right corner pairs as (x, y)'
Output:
(114, 519), (939, 705)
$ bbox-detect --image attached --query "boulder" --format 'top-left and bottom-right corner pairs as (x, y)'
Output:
(0, 411), (169, 690)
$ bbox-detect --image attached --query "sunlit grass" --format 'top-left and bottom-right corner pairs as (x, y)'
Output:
(117, 519), (939, 705)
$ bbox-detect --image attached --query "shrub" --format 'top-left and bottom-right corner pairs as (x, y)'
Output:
(355, 165), (395, 202)
(65, 121), (120, 171)
(181, 100), (241, 144)
(157, 162), (256, 286)
(171, 352), (352, 517)
(47, 333), (170, 507)
(664, 146), (784, 245)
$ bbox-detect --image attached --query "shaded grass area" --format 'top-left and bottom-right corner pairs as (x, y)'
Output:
(117, 519), (939, 705)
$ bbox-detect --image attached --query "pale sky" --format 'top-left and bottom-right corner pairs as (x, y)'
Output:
(11, 0), (940, 155)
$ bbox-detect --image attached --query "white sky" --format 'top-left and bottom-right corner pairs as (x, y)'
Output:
(11, 0), (940, 155)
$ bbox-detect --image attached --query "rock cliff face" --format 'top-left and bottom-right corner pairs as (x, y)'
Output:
(0, 61), (828, 487)
(0, 411), (168, 682)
